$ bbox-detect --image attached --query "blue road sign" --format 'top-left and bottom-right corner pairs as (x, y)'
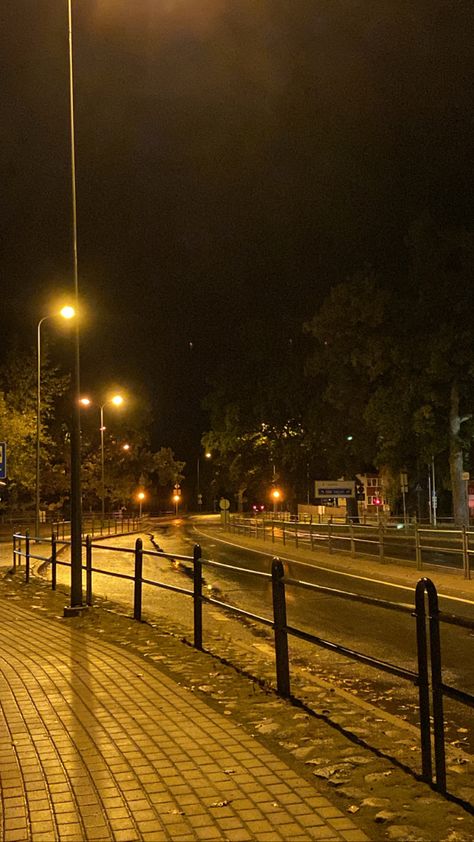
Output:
(0, 443), (6, 479)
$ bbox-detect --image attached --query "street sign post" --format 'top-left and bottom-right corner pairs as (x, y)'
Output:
(0, 443), (6, 480)
(219, 497), (230, 524)
(400, 470), (408, 525)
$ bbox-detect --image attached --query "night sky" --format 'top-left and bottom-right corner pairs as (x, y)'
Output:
(2, 1), (473, 464)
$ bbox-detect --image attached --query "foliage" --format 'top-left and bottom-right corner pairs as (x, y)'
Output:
(0, 344), (70, 509)
(80, 408), (185, 513)
(0, 343), (185, 515)
(202, 319), (313, 509)
(304, 218), (474, 523)
(202, 219), (474, 523)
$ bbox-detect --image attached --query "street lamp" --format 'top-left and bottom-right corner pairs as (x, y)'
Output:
(100, 395), (124, 522)
(36, 306), (75, 538)
(271, 488), (281, 514)
(137, 491), (145, 518)
(65, 0), (83, 613)
(80, 394), (124, 521)
(173, 490), (181, 516)
(197, 450), (211, 510)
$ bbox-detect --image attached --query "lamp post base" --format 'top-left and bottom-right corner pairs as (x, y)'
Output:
(63, 604), (89, 618)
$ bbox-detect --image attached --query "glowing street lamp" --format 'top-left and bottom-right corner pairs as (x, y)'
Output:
(35, 305), (75, 538)
(137, 491), (145, 518)
(271, 487), (281, 514)
(173, 491), (181, 516)
(80, 394), (125, 521)
(100, 395), (124, 521)
(196, 450), (211, 510)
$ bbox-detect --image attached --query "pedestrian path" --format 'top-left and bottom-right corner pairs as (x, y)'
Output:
(0, 597), (368, 842)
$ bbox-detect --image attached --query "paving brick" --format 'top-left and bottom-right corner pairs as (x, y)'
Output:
(4, 830), (31, 842)
(0, 585), (374, 842)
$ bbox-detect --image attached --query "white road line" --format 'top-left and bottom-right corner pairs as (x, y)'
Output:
(192, 527), (474, 607)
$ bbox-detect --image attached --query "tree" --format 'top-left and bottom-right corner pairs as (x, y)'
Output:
(79, 401), (185, 514)
(0, 344), (70, 511)
(202, 319), (312, 511)
(305, 218), (474, 524)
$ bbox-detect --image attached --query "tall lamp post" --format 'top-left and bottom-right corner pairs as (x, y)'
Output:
(66, 0), (83, 613)
(197, 451), (211, 510)
(36, 306), (76, 538)
(272, 488), (281, 514)
(173, 491), (181, 516)
(137, 491), (145, 519)
(80, 394), (125, 521)
(100, 395), (124, 521)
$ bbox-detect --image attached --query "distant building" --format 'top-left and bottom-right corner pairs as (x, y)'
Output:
(356, 473), (386, 511)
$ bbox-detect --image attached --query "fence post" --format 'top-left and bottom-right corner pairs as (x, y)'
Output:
(328, 521), (332, 554)
(282, 522), (286, 545)
(294, 522), (298, 549)
(415, 524), (422, 570)
(350, 524), (355, 557)
(12, 534), (16, 570)
(310, 522), (314, 552)
(193, 544), (203, 651)
(271, 558), (290, 698)
(462, 526), (470, 580)
(51, 533), (57, 591)
(379, 523), (385, 563)
(426, 579), (446, 793)
(133, 538), (143, 621)
(415, 580), (432, 784)
(414, 578), (447, 792)
(25, 530), (30, 583)
(86, 535), (93, 605)
(271, 521), (275, 543)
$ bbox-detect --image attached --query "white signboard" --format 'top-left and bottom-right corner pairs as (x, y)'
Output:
(315, 480), (355, 498)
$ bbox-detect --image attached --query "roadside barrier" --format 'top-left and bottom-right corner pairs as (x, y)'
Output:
(228, 516), (474, 578)
(11, 531), (474, 795)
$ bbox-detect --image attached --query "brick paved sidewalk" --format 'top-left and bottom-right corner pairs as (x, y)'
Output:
(0, 598), (368, 842)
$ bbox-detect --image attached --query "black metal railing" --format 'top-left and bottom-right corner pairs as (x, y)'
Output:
(11, 531), (474, 795)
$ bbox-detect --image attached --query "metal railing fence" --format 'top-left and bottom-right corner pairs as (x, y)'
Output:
(227, 516), (473, 578)
(12, 530), (474, 795)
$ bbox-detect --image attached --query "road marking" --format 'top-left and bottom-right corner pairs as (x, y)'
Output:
(192, 527), (474, 608)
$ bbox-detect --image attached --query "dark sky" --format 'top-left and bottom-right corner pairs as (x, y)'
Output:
(1, 1), (473, 463)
